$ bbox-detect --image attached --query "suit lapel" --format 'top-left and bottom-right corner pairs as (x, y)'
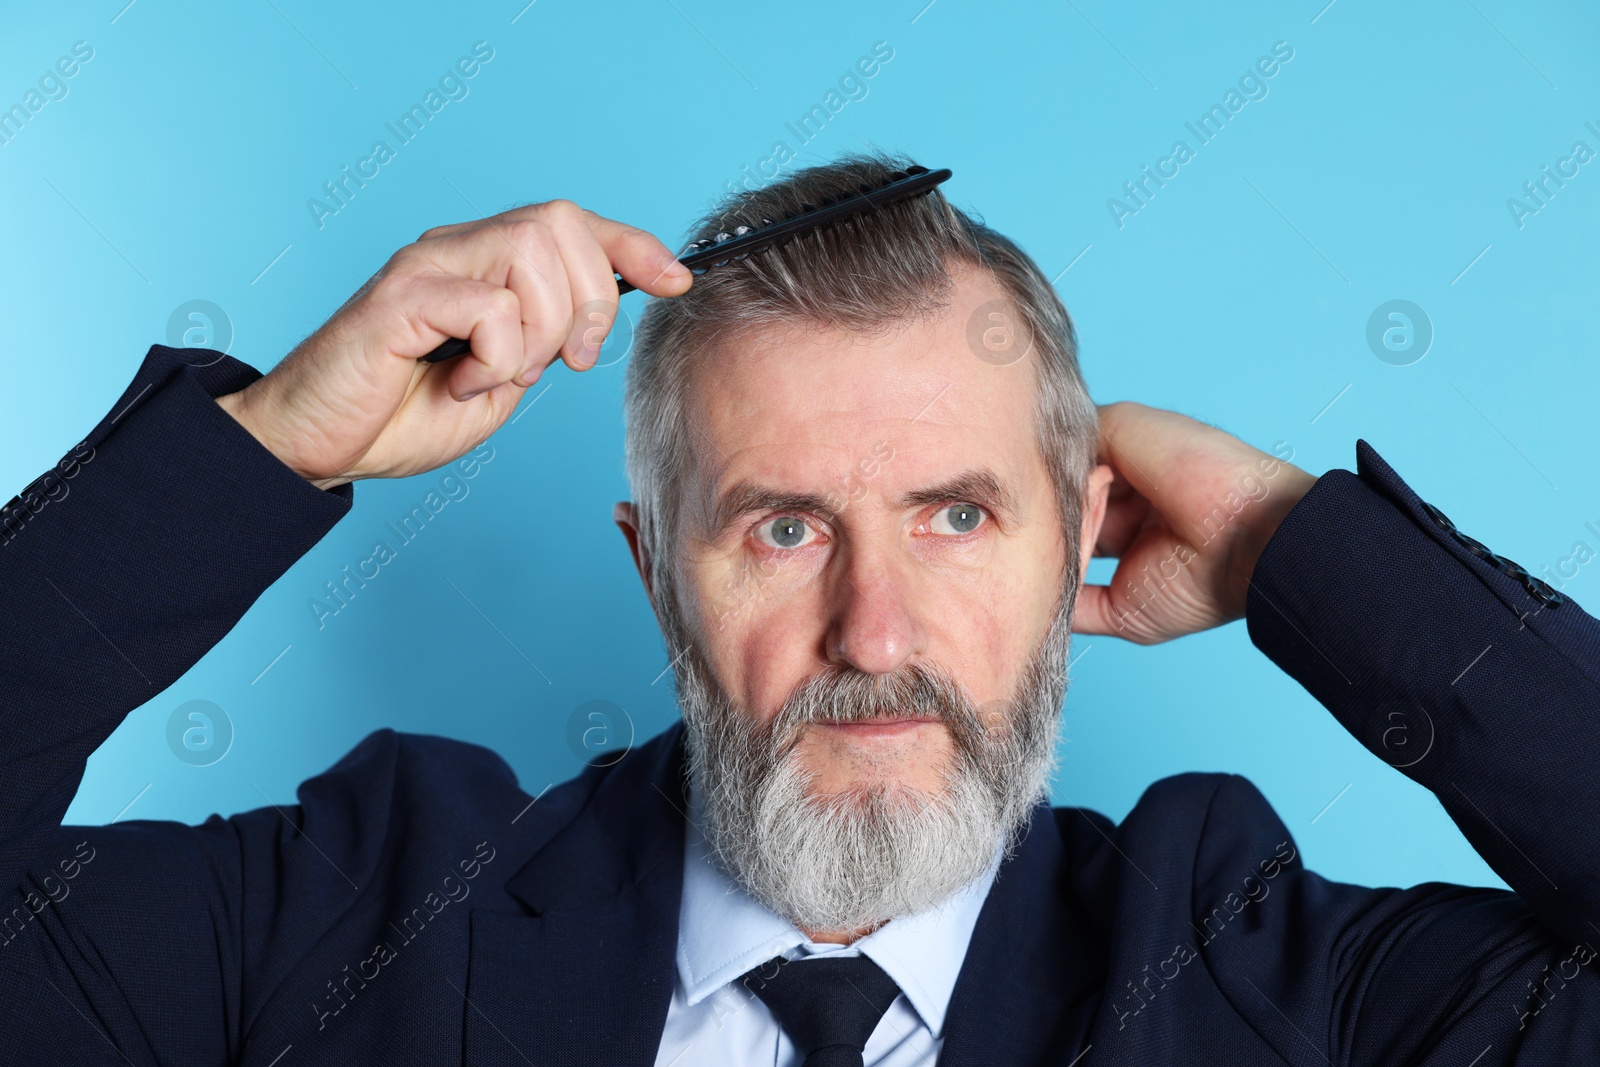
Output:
(938, 802), (1106, 1066)
(463, 724), (689, 1067)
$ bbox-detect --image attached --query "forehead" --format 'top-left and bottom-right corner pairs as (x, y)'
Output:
(677, 268), (1048, 521)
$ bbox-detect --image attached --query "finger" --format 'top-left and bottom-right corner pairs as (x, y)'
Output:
(417, 198), (572, 244)
(1071, 583), (1164, 645)
(396, 274), (526, 402)
(1070, 584), (1131, 639)
(411, 213), (571, 386)
(493, 218), (573, 386)
(1094, 482), (1155, 557)
(584, 211), (692, 297)
(1095, 402), (1179, 507)
(420, 200), (684, 294)
(546, 207), (624, 371)
(1097, 401), (1263, 518)
(407, 202), (682, 383)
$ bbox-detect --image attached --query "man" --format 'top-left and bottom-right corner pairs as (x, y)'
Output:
(0, 151), (1595, 1065)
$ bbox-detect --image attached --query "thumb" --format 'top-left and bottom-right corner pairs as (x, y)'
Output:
(1071, 584), (1126, 637)
(1072, 581), (1170, 645)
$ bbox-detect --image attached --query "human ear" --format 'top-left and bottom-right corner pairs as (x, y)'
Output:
(1078, 464), (1114, 584)
(612, 501), (655, 606)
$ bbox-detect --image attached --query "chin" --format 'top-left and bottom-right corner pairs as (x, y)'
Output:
(798, 751), (958, 803)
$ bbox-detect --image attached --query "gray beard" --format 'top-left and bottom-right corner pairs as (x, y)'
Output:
(670, 595), (1075, 934)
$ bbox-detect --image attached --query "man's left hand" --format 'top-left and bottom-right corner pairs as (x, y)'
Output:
(1071, 402), (1317, 644)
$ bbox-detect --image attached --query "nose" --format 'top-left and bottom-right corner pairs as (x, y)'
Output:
(823, 544), (928, 675)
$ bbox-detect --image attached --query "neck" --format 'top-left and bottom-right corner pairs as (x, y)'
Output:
(799, 919), (888, 945)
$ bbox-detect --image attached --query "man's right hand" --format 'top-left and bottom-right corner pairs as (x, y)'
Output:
(215, 200), (692, 490)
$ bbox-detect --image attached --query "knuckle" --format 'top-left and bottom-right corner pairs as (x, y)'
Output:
(620, 223), (655, 249)
(540, 198), (584, 224)
(367, 265), (415, 307)
(487, 286), (521, 320)
(386, 244), (434, 280)
(504, 217), (550, 256)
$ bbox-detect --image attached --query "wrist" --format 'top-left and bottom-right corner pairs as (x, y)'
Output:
(214, 386), (352, 491)
(1227, 466), (1318, 600)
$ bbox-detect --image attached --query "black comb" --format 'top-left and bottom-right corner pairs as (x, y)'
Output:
(419, 165), (953, 364)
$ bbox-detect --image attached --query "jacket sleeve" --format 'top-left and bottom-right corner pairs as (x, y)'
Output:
(1239, 439), (1600, 1064)
(0, 345), (354, 1060)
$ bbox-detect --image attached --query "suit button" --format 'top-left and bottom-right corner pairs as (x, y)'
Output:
(1421, 501), (1456, 531)
(1425, 505), (1564, 610)
(1527, 576), (1566, 607)
(1454, 531), (1495, 562)
(1499, 558), (1532, 583)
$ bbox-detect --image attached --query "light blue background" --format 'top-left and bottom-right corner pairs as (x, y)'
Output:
(3, 0), (1597, 896)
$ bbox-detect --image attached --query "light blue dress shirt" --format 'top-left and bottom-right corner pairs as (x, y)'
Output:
(653, 784), (1002, 1066)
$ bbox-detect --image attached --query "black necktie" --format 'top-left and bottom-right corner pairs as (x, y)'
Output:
(739, 953), (904, 1067)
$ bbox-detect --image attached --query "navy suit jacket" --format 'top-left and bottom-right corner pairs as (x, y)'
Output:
(2, 345), (1598, 1065)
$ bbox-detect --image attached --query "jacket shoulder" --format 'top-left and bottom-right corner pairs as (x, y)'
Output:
(317, 727), (524, 795)
(290, 728), (527, 820)
(1052, 771), (1261, 843)
(1051, 772), (1297, 900)
(217, 728), (554, 900)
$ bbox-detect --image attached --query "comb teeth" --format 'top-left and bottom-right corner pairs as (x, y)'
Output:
(688, 166), (931, 254)
(683, 223), (756, 262)
(673, 165), (950, 280)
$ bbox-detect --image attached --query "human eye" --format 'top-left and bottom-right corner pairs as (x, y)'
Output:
(926, 503), (986, 536)
(752, 515), (822, 550)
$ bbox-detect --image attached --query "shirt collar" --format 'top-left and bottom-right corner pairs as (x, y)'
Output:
(675, 782), (1001, 1038)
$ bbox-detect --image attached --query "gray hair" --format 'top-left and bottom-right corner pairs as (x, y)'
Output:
(622, 150), (1099, 637)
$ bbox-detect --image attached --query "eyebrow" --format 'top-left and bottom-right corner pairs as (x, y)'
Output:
(711, 485), (839, 534)
(895, 468), (1018, 519)
(709, 466), (1019, 534)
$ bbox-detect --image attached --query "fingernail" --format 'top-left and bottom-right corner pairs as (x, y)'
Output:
(458, 385), (488, 402)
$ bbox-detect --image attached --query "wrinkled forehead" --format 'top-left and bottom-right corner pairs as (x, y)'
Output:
(674, 270), (1050, 537)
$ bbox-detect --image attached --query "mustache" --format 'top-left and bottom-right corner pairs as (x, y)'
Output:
(767, 662), (988, 755)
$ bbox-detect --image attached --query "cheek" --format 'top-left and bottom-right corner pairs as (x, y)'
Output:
(923, 541), (1061, 699)
(937, 590), (1012, 696)
(681, 545), (830, 712)
(690, 543), (823, 628)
